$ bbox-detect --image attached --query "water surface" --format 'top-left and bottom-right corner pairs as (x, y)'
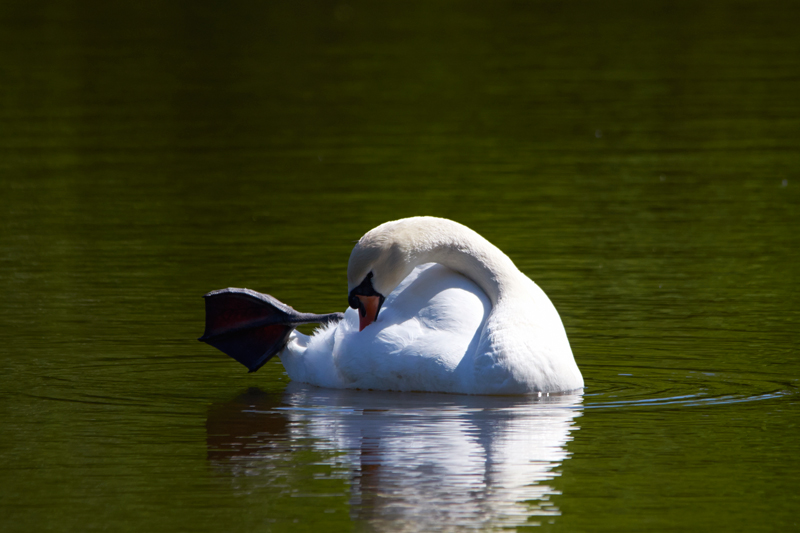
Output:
(1, 0), (798, 531)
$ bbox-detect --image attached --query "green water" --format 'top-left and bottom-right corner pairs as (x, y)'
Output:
(1, 0), (798, 531)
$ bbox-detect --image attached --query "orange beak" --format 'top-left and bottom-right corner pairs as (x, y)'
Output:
(356, 295), (382, 331)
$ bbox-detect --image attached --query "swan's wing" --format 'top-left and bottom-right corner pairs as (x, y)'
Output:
(199, 287), (343, 372)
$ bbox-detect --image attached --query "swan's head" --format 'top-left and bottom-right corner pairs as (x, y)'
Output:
(347, 221), (418, 331)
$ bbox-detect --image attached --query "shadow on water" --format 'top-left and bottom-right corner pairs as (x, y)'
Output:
(206, 384), (583, 530)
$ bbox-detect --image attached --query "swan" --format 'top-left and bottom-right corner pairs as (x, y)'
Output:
(199, 217), (583, 394)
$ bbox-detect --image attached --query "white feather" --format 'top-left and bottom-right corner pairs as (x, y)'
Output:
(279, 217), (583, 394)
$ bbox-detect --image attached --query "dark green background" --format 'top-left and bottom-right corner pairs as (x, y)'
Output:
(1, 0), (798, 531)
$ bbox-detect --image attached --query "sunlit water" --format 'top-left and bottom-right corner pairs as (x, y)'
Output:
(2, 0), (799, 531)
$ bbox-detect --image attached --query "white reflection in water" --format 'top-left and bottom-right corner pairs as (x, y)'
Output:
(207, 383), (582, 530)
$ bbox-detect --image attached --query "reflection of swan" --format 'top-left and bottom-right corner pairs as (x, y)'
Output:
(201, 217), (583, 394)
(206, 384), (583, 530)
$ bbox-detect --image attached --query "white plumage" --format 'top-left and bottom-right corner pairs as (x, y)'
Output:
(279, 217), (583, 394)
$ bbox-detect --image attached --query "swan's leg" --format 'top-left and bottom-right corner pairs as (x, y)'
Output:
(198, 287), (343, 372)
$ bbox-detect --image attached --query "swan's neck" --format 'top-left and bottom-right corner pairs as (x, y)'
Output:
(402, 219), (522, 305)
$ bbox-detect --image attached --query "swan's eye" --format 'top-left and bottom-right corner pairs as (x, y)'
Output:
(348, 294), (367, 316)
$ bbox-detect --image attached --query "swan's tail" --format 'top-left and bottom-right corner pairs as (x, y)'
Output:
(198, 288), (344, 372)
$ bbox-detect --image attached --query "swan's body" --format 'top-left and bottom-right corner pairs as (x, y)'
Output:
(279, 217), (583, 395)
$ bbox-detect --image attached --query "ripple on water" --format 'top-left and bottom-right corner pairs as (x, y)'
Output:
(203, 370), (796, 530)
(583, 366), (796, 410)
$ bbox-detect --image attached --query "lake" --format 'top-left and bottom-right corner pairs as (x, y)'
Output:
(1, 0), (798, 531)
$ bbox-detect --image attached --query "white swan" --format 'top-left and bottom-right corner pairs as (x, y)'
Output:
(201, 217), (583, 394)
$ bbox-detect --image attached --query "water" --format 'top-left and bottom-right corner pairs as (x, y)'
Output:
(207, 386), (581, 531)
(1, 0), (799, 531)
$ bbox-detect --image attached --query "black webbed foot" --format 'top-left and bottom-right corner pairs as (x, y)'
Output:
(199, 288), (344, 372)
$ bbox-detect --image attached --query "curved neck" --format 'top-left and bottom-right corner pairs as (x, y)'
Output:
(402, 220), (522, 305)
